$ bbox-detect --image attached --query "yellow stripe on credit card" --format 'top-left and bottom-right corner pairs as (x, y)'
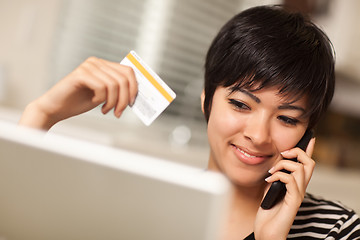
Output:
(126, 53), (174, 103)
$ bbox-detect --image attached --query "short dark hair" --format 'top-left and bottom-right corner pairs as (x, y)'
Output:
(203, 5), (335, 130)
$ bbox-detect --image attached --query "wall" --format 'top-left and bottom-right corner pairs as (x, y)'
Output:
(0, 0), (61, 108)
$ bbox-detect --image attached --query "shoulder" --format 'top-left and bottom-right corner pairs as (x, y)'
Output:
(288, 193), (360, 239)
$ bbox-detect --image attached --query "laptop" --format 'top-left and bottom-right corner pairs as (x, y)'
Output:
(0, 120), (230, 240)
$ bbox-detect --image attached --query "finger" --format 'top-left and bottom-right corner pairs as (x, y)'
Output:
(76, 58), (112, 105)
(265, 171), (303, 204)
(120, 65), (138, 105)
(114, 75), (130, 118)
(281, 149), (315, 187)
(89, 60), (124, 114)
(105, 64), (135, 115)
(281, 148), (314, 166)
(306, 137), (316, 157)
(74, 73), (107, 105)
(103, 60), (138, 104)
(83, 58), (119, 114)
(101, 80), (119, 115)
(281, 147), (315, 168)
(268, 160), (305, 193)
(97, 59), (138, 112)
(269, 160), (304, 175)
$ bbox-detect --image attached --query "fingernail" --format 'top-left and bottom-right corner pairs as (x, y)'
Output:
(130, 96), (137, 106)
(281, 150), (289, 155)
(268, 167), (275, 174)
(265, 176), (271, 182)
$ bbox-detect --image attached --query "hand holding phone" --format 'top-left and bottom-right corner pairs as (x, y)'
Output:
(260, 129), (314, 210)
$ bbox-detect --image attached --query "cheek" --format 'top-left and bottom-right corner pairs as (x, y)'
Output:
(273, 130), (306, 152)
(207, 106), (241, 142)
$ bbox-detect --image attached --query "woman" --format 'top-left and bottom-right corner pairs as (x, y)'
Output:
(19, 5), (360, 240)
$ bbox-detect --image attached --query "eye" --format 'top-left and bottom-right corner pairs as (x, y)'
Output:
(278, 116), (299, 126)
(228, 99), (250, 111)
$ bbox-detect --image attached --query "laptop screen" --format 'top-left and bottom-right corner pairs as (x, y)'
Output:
(0, 120), (230, 240)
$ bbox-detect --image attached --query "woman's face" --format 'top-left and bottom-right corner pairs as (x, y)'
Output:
(203, 85), (309, 187)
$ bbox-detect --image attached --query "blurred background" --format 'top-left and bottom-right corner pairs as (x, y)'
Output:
(0, 0), (359, 212)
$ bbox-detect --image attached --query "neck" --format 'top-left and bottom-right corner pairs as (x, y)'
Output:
(219, 183), (266, 239)
(230, 182), (266, 214)
(207, 155), (269, 238)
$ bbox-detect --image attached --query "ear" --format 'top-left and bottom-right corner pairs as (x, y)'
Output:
(200, 90), (205, 114)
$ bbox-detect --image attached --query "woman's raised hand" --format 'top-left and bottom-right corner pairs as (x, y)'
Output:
(19, 57), (138, 130)
(254, 138), (316, 240)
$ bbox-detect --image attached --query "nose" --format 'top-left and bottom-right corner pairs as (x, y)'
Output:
(243, 112), (271, 146)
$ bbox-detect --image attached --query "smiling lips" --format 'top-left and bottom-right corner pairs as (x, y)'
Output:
(231, 144), (273, 165)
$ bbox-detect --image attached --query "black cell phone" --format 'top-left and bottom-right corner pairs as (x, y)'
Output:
(260, 129), (314, 210)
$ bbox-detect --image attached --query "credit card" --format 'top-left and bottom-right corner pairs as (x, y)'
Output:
(120, 51), (176, 126)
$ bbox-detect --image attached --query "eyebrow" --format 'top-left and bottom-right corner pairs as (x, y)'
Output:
(278, 104), (306, 113)
(232, 88), (261, 103)
(230, 88), (306, 113)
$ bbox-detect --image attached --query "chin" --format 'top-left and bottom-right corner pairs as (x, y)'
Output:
(231, 177), (266, 189)
(224, 167), (268, 188)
